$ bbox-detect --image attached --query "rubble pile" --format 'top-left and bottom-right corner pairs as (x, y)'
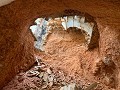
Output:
(30, 16), (95, 51)
(3, 56), (98, 90)
(25, 57), (98, 90)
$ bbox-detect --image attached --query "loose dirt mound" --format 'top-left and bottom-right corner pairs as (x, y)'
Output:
(0, 0), (120, 89)
(34, 29), (117, 90)
(2, 60), (98, 90)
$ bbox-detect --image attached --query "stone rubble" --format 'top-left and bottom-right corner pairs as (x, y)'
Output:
(60, 82), (98, 90)
(60, 83), (79, 90)
(84, 82), (97, 90)
(30, 16), (95, 51)
(24, 58), (98, 90)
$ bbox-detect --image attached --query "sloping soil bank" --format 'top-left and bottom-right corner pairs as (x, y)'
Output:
(3, 29), (116, 90)
(1, 59), (101, 90)
(0, 0), (120, 89)
(34, 29), (117, 90)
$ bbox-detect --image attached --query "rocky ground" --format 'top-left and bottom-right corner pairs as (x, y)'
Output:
(2, 28), (117, 90)
(2, 59), (98, 90)
(0, 0), (120, 89)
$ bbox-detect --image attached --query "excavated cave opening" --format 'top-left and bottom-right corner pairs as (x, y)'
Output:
(10, 10), (105, 89)
(2, 9), (119, 90)
(30, 10), (99, 52)
(0, 0), (120, 90)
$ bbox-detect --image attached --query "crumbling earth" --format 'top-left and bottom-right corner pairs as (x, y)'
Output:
(0, 0), (120, 90)
(1, 17), (119, 90)
(2, 59), (98, 90)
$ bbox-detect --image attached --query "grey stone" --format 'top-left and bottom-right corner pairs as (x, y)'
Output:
(84, 82), (97, 90)
(60, 83), (79, 90)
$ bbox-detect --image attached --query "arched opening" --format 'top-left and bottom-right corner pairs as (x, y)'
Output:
(1, 1), (119, 89)
(2, 9), (101, 90)
(30, 10), (99, 52)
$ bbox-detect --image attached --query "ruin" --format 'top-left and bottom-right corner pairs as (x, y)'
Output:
(30, 15), (98, 51)
(0, 0), (120, 90)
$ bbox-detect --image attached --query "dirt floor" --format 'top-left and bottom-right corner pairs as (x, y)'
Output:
(0, 0), (120, 89)
(2, 57), (115, 90)
(2, 60), (98, 90)
(3, 29), (117, 90)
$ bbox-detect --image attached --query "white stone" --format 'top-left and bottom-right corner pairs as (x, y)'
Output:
(61, 18), (67, 30)
(60, 83), (78, 90)
(68, 83), (77, 90)
(73, 15), (80, 28)
(47, 68), (52, 74)
(30, 25), (37, 34)
(80, 17), (85, 23)
(35, 18), (43, 25)
(67, 16), (74, 28)
(80, 22), (93, 37)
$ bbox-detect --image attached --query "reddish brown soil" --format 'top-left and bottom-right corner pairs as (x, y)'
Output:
(0, 0), (120, 89)
(0, 60), (106, 90)
(35, 29), (115, 90)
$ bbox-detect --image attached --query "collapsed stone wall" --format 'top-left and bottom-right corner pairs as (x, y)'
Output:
(0, 0), (120, 89)
(30, 14), (98, 51)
